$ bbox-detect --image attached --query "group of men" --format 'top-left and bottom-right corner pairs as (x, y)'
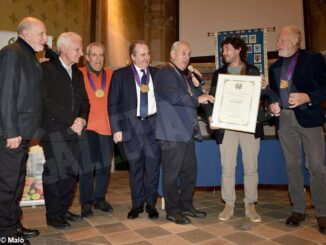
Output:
(0, 16), (326, 245)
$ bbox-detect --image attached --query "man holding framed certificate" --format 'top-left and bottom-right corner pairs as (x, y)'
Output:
(206, 36), (267, 223)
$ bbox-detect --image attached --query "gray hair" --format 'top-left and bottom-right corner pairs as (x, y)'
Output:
(170, 41), (190, 56)
(86, 42), (105, 55)
(56, 32), (82, 52)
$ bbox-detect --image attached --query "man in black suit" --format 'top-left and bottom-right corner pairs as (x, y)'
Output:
(269, 26), (326, 234)
(41, 32), (90, 229)
(109, 40), (161, 219)
(155, 41), (214, 224)
(0, 17), (47, 244)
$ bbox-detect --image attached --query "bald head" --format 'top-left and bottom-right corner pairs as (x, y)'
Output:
(17, 17), (47, 52)
(277, 26), (302, 57)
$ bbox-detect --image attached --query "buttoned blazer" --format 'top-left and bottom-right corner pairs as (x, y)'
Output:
(41, 51), (90, 140)
(109, 65), (158, 141)
(154, 65), (202, 142)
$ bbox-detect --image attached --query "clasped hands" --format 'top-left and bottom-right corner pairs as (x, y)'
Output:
(269, 93), (310, 117)
(70, 117), (86, 135)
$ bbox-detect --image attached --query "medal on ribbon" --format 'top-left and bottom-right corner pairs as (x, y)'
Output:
(140, 84), (149, 93)
(95, 89), (105, 97)
(280, 80), (289, 89)
(86, 66), (107, 98)
(280, 52), (299, 91)
(131, 64), (150, 93)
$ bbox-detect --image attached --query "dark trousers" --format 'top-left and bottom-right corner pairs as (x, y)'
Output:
(123, 117), (161, 208)
(0, 137), (28, 237)
(278, 110), (326, 216)
(79, 130), (113, 205)
(42, 140), (79, 220)
(160, 140), (197, 215)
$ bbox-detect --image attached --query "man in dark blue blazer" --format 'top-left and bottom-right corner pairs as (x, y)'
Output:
(109, 40), (161, 220)
(155, 41), (214, 224)
(269, 26), (326, 234)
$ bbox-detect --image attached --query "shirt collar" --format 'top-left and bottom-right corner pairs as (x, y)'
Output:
(87, 64), (102, 76)
(133, 64), (148, 74)
(59, 57), (72, 70)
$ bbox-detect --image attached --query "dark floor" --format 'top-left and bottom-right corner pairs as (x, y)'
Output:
(22, 171), (326, 244)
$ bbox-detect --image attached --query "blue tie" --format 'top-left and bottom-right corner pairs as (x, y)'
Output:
(140, 69), (148, 119)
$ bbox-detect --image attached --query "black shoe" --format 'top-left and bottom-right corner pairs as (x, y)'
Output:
(182, 208), (207, 218)
(47, 216), (71, 229)
(286, 212), (305, 227)
(23, 238), (31, 245)
(317, 216), (326, 235)
(62, 211), (83, 222)
(127, 207), (144, 219)
(16, 223), (40, 238)
(81, 204), (93, 218)
(167, 213), (191, 224)
(146, 204), (159, 219)
(94, 200), (113, 213)
(22, 238), (30, 245)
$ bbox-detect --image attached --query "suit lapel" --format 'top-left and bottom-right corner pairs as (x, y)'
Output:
(127, 65), (138, 106)
(272, 59), (282, 92)
(167, 65), (189, 93)
(291, 50), (304, 88)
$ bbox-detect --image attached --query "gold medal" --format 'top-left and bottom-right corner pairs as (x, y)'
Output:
(280, 80), (289, 89)
(95, 89), (105, 98)
(140, 84), (149, 93)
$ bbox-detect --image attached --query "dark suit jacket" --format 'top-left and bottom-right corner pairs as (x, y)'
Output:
(41, 50), (90, 140)
(0, 38), (42, 140)
(269, 49), (326, 128)
(206, 61), (263, 144)
(154, 65), (202, 142)
(109, 65), (158, 142)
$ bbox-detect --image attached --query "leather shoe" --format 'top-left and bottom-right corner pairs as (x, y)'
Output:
(81, 204), (93, 218)
(146, 204), (159, 219)
(182, 208), (207, 218)
(317, 216), (326, 235)
(47, 216), (71, 229)
(127, 207), (144, 219)
(286, 212), (305, 227)
(94, 200), (113, 213)
(16, 223), (40, 238)
(62, 211), (83, 222)
(167, 213), (191, 224)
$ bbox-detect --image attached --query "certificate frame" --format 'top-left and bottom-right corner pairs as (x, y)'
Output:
(211, 74), (261, 133)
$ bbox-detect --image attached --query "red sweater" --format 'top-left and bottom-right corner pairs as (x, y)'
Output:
(79, 67), (112, 135)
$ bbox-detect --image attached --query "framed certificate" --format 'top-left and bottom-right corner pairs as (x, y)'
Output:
(211, 74), (261, 133)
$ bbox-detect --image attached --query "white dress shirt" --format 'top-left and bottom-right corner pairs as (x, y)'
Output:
(134, 65), (157, 117)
